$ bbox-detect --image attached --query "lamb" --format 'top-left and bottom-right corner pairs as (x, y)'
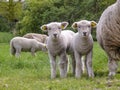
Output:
(23, 33), (48, 43)
(96, 0), (120, 77)
(10, 37), (46, 57)
(72, 20), (97, 78)
(41, 22), (76, 79)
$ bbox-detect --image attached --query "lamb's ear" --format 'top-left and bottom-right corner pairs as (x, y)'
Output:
(117, 0), (120, 3)
(61, 22), (69, 29)
(72, 22), (77, 29)
(91, 21), (97, 28)
(41, 25), (48, 31)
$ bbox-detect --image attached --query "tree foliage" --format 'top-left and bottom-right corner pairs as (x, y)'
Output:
(17, 0), (116, 35)
(0, 0), (22, 32)
(0, 0), (116, 35)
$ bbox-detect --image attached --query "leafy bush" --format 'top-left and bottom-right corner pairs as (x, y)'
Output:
(0, 16), (10, 32)
(16, 0), (116, 35)
(0, 0), (116, 35)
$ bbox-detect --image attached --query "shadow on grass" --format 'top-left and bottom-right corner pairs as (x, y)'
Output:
(94, 71), (108, 77)
(67, 70), (109, 78)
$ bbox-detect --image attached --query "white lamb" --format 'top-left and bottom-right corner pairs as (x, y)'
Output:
(72, 20), (97, 78)
(41, 22), (76, 79)
(10, 37), (46, 57)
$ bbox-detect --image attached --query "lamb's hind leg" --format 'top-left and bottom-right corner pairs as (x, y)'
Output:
(108, 57), (118, 78)
(86, 51), (94, 78)
(31, 48), (36, 56)
(59, 52), (68, 78)
(15, 47), (21, 57)
(71, 54), (76, 75)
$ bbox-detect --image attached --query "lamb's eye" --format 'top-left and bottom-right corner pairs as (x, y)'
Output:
(78, 26), (81, 28)
(58, 27), (61, 29)
(49, 28), (51, 30)
(88, 25), (91, 28)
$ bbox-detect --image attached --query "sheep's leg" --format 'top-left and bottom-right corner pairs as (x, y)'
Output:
(66, 55), (69, 73)
(82, 56), (85, 74)
(10, 46), (15, 56)
(71, 54), (76, 75)
(75, 51), (82, 78)
(86, 51), (94, 78)
(48, 53), (56, 79)
(15, 48), (21, 57)
(59, 52), (68, 78)
(31, 48), (35, 56)
(108, 57), (118, 77)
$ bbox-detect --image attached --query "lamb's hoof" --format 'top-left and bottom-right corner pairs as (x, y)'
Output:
(75, 75), (81, 79)
(51, 76), (56, 79)
(107, 72), (115, 80)
(88, 73), (94, 78)
(60, 75), (67, 79)
(107, 75), (114, 80)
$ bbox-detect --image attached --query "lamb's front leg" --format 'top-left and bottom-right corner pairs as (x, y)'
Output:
(48, 53), (56, 79)
(75, 51), (82, 78)
(86, 50), (94, 78)
(59, 52), (68, 78)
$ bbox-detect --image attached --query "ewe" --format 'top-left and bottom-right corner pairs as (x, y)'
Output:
(10, 37), (46, 57)
(97, 0), (120, 77)
(23, 33), (48, 43)
(72, 20), (97, 78)
(41, 22), (75, 79)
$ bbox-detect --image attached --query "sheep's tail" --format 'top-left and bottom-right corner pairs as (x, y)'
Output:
(10, 41), (15, 56)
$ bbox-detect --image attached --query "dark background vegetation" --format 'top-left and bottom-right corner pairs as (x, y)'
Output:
(0, 0), (116, 40)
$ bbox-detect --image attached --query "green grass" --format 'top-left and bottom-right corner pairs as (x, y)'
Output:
(0, 32), (120, 90)
(0, 32), (14, 43)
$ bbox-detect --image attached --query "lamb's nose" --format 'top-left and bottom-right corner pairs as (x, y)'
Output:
(53, 33), (57, 37)
(83, 32), (87, 36)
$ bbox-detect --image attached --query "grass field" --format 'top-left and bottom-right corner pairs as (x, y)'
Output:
(0, 32), (120, 90)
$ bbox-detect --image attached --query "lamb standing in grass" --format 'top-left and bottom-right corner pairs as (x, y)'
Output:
(23, 33), (48, 43)
(10, 37), (46, 57)
(41, 22), (76, 79)
(72, 20), (97, 78)
(97, 0), (120, 77)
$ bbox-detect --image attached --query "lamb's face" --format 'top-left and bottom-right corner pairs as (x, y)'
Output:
(77, 21), (91, 37)
(37, 42), (46, 50)
(47, 23), (62, 39)
(41, 22), (68, 40)
(72, 20), (97, 38)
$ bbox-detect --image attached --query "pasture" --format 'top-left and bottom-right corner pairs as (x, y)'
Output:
(0, 32), (120, 90)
